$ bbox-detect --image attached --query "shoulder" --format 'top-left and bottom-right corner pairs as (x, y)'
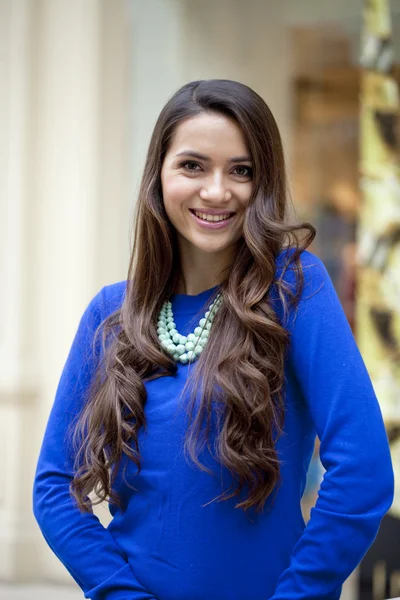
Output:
(275, 247), (329, 295)
(276, 247), (325, 275)
(271, 248), (334, 328)
(101, 280), (128, 318)
(81, 281), (127, 329)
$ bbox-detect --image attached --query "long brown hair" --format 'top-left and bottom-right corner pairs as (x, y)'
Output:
(71, 79), (316, 514)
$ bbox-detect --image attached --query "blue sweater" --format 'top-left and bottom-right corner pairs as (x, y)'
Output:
(33, 250), (394, 600)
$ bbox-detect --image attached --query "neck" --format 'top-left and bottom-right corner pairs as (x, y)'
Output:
(174, 266), (222, 296)
(174, 240), (236, 296)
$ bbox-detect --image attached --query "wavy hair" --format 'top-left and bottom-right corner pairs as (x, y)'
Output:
(71, 79), (316, 514)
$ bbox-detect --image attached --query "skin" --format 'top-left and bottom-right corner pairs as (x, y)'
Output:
(160, 112), (254, 296)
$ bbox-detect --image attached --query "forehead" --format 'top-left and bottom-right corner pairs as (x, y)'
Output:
(168, 112), (249, 155)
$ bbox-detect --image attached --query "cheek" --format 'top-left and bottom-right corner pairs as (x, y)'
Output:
(237, 185), (252, 210)
(162, 175), (195, 202)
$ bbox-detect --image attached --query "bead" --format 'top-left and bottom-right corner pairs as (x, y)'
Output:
(157, 291), (222, 365)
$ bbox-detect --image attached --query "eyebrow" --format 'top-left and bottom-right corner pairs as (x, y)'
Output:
(175, 150), (252, 163)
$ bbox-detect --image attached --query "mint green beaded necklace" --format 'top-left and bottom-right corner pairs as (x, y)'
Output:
(157, 292), (222, 364)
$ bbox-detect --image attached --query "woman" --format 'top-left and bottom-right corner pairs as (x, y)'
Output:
(33, 79), (394, 600)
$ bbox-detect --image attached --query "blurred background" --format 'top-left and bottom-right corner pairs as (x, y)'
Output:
(0, 0), (399, 599)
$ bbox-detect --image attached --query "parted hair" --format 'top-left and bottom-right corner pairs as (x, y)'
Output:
(70, 79), (316, 514)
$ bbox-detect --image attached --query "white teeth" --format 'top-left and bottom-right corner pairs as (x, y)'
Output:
(193, 211), (232, 222)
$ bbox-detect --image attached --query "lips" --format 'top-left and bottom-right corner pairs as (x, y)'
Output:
(189, 208), (236, 216)
(189, 209), (236, 229)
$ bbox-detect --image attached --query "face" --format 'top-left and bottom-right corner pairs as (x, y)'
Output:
(160, 112), (253, 260)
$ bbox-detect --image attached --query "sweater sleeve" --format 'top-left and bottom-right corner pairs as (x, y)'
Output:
(270, 251), (395, 600)
(33, 288), (157, 600)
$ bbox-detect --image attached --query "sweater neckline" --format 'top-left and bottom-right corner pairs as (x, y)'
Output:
(169, 284), (220, 314)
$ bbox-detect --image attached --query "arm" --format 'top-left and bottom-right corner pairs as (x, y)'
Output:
(33, 288), (157, 600)
(270, 251), (394, 600)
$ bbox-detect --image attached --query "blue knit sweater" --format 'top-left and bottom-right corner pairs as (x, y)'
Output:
(33, 250), (394, 600)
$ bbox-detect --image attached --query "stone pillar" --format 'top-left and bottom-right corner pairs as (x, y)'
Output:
(0, 0), (40, 582)
(0, 0), (131, 583)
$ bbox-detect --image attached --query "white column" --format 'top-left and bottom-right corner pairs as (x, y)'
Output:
(0, 1), (34, 390)
(0, 0), (39, 581)
(97, 0), (133, 282)
(31, 0), (132, 583)
(30, 0), (102, 580)
(0, 0), (132, 583)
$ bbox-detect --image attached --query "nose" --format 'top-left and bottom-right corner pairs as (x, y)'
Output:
(200, 173), (232, 202)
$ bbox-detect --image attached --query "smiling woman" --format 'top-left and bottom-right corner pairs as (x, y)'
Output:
(33, 79), (394, 600)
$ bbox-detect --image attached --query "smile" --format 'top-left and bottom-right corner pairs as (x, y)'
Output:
(189, 209), (236, 229)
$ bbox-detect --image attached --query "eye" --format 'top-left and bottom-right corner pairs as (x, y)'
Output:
(179, 160), (202, 172)
(178, 160), (253, 178)
(233, 165), (253, 178)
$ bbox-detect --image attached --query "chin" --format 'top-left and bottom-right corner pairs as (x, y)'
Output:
(177, 228), (241, 255)
(191, 239), (236, 254)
